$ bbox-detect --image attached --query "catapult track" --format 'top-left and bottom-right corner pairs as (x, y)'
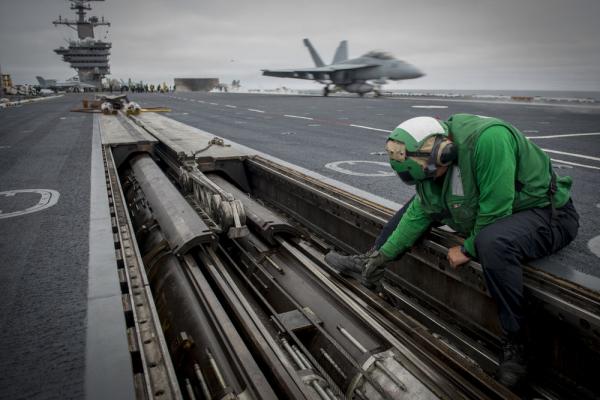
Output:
(100, 111), (600, 400)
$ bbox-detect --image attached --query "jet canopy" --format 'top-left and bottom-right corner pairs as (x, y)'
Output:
(362, 51), (395, 60)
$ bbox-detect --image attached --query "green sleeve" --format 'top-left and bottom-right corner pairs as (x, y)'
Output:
(379, 197), (433, 259)
(462, 126), (517, 257)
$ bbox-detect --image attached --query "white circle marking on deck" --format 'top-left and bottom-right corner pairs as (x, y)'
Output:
(325, 161), (395, 177)
(588, 236), (600, 258)
(0, 189), (60, 219)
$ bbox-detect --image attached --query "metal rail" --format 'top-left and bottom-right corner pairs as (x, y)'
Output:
(103, 145), (182, 399)
(121, 155), (280, 400)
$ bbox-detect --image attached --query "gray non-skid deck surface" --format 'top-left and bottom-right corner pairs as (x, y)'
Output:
(0, 95), (92, 399)
(0, 92), (597, 398)
(100, 113), (157, 145)
(137, 112), (248, 158)
(131, 92), (600, 278)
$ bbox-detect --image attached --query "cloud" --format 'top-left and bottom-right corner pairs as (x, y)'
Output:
(1, 0), (599, 90)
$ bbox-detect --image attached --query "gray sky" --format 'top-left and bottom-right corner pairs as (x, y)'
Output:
(1, 0), (600, 91)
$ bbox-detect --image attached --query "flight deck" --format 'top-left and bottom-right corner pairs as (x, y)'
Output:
(131, 92), (600, 277)
(1, 93), (599, 400)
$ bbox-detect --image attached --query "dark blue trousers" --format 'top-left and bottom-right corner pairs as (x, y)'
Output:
(374, 197), (579, 335)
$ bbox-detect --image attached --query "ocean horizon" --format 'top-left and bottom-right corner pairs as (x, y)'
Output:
(395, 89), (600, 102)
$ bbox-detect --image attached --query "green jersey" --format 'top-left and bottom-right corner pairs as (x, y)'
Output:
(380, 114), (572, 258)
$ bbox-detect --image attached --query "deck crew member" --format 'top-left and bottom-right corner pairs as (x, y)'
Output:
(325, 114), (579, 388)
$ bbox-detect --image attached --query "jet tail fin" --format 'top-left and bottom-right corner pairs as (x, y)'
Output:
(36, 76), (46, 87)
(303, 38), (325, 67)
(332, 40), (348, 64)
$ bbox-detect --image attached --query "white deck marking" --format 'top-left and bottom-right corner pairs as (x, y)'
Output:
(247, 108), (265, 113)
(225, 105), (237, 108)
(527, 132), (600, 139)
(0, 189), (60, 219)
(308, 124), (321, 127)
(349, 124), (391, 133)
(209, 102), (218, 105)
(198, 100), (205, 103)
(325, 161), (395, 177)
(284, 114), (314, 120)
(411, 105), (448, 109)
(588, 236), (600, 258)
(550, 158), (600, 170)
(86, 115), (135, 397)
(397, 96), (600, 109)
(543, 149), (600, 162)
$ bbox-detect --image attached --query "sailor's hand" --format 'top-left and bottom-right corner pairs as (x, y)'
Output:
(362, 250), (392, 278)
(447, 246), (470, 269)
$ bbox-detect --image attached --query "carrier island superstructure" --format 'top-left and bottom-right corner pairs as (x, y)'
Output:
(53, 0), (111, 88)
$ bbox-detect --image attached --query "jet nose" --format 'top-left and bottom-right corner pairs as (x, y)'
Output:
(412, 66), (425, 79)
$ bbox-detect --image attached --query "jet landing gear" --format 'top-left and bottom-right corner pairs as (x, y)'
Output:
(323, 86), (330, 97)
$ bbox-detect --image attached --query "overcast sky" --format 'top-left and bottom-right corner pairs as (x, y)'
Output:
(1, 0), (599, 91)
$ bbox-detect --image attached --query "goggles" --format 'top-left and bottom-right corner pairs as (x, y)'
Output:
(386, 139), (441, 185)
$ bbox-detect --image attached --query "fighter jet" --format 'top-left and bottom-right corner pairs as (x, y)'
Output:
(36, 76), (96, 92)
(262, 39), (424, 96)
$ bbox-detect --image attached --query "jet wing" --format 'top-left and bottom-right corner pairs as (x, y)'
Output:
(262, 64), (375, 80)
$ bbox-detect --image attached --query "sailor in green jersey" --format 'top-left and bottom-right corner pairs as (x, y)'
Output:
(325, 114), (579, 389)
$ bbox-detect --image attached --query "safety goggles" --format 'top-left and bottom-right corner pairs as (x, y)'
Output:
(385, 140), (433, 161)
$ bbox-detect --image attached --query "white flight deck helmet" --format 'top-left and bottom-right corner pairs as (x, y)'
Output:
(386, 116), (456, 185)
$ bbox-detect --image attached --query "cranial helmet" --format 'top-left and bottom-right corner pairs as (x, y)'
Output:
(386, 116), (456, 185)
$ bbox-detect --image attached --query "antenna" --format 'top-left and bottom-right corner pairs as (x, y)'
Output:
(53, 0), (110, 40)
